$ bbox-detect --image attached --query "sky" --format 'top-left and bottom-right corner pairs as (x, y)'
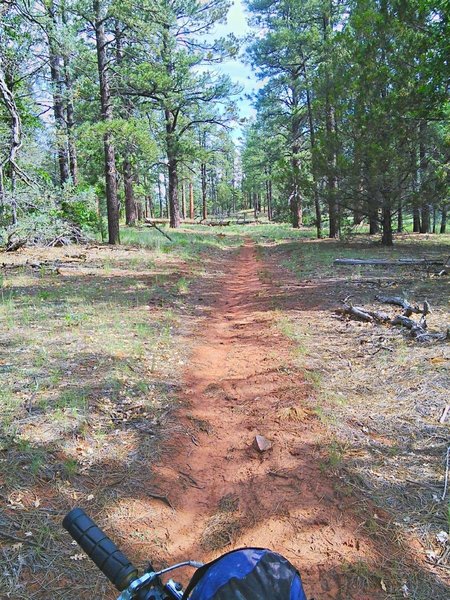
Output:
(211, 0), (260, 130)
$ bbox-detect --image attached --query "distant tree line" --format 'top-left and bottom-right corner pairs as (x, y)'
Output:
(0, 0), (241, 244)
(241, 0), (449, 244)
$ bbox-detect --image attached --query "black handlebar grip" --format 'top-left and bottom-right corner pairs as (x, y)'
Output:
(63, 508), (138, 591)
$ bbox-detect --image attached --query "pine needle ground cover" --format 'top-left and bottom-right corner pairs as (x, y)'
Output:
(260, 231), (450, 598)
(0, 229), (235, 599)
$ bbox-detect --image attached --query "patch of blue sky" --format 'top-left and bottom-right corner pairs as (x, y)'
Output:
(202, 0), (263, 138)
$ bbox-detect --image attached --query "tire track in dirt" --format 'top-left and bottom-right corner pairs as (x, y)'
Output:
(148, 241), (383, 599)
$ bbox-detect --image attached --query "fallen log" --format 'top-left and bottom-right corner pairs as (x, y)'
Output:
(5, 238), (26, 252)
(391, 315), (423, 330)
(337, 296), (448, 343)
(375, 295), (422, 314)
(413, 329), (450, 343)
(376, 295), (432, 318)
(334, 258), (444, 266)
(390, 315), (434, 341)
(207, 221), (231, 227)
(145, 218), (196, 225)
(338, 303), (390, 323)
(340, 304), (373, 322)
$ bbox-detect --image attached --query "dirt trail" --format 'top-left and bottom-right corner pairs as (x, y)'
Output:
(146, 242), (383, 599)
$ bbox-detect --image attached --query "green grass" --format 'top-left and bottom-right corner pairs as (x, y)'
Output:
(120, 224), (243, 258)
(55, 388), (89, 414)
(260, 228), (450, 279)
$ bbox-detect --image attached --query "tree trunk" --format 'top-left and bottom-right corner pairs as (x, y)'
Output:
(94, 0), (120, 244)
(440, 207), (447, 234)
(158, 178), (163, 218)
(290, 75), (302, 229)
(381, 204), (393, 246)
(420, 203), (430, 233)
(265, 178), (270, 220)
(0, 61), (26, 217)
(123, 159), (136, 225)
(46, 1), (69, 186)
(65, 69), (78, 185)
(413, 207), (421, 232)
(323, 11), (339, 238)
(189, 181), (194, 219)
(411, 144), (420, 232)
(268, 179), (273, 221)
(305, 85), (322, 238)
(62, 6), (78, 185)
(137, 201), (143, 222)
(149, 195), (154, 219)
(181, 182), (186, 219)
(167, 159), (180, 228)
(397, 201), (403, 233)
(290, 154), (302, 228)
(369, 206), (379, 234)
(419, 121), (430, 234)
(201, 163), (207, 220)
(165, 109), (180, 228)
(325, 102), (338, 237)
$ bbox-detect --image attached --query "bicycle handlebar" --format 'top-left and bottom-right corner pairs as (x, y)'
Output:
(62, 508), (138, 592)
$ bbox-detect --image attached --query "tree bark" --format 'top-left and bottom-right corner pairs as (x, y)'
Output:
(137, 200), (143, 222)
(440, 206), (447, 234)
(290, 74), (302, 229)
(397, 200), (403, 233)
(325, 101), (338, 237)
(419, 121), (430, 233)
(65, 67), (78, 185)
(62, 6), (78, 185)
(201, 163), (207, 220)
(0, 57), (32, 217)
(305, 85), (321, 238)
(381, 204), (393, 246)
(181, 182), (186, 219)
(165, 109), (180, 228)
(123, 159), (136, 225)
(369, 206), (379, 234)
(290, 154), (302, 228)
(167, 159), (180, 228)
(411, 145), (420, 232)
(413, 207), (421, 232)
(268, 179), (273, 221)
(145, 195), (153, 219)
(420, 203), (431, 233)
(94, 0), (120, 244)
(46, 1), (69, 186)
(189, 181), (194, 219)
(158, 177), (163, 218)
(323, 10), (339, 238)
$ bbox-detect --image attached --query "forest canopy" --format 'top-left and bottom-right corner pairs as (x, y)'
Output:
(0, 0), (448, 246)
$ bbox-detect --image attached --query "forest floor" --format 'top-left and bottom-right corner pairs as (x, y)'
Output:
(0, 226), (449, 599)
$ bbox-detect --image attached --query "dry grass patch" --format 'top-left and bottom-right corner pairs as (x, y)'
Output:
(201, 494), (242, 552)
(0, 237), (229, 599)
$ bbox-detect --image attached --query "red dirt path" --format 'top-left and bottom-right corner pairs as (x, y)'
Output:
(143, 242), (384, 599)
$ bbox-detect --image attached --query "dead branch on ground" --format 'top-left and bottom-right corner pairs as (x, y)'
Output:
(336, 296), (449, 343)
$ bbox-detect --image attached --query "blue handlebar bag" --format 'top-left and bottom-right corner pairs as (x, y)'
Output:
(183, 547), (307, 600)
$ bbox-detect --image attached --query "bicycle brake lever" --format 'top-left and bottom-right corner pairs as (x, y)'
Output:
(117, 572), (158, 600)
